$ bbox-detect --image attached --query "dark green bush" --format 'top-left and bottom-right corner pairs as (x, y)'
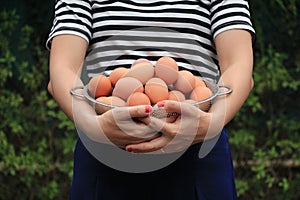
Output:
(228, 1), (300, 199)
(0, 9), (75, 200)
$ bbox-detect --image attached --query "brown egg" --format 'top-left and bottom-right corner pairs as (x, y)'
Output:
(127, 92), (151, 106)
(95, 96), (126, 115)
(124, 62), (154, 84)
(131, 58), (151, 68)
(168, 90), (186, 102)
(109, 67), (129, 86)
(155, 56), (179, 85)
(112, 77), (144, 100)
(194, 76), (206, 87)
(145, 77), (169, 104)
(189, 86), (212, 111)
(88, 74), (112, 98)
(174, 70), (195, 94)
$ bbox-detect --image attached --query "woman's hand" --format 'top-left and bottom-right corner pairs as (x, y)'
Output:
(125, 29), (254, 154)
(125, 100), (219, 154)
(97, 105), (161, 148)
(72, 95), (161, 148)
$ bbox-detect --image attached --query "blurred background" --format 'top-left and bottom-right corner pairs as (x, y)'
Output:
(0, 0), (299, 199)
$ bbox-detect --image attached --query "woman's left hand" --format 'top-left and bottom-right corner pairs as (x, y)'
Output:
(125, 100), (213, 154)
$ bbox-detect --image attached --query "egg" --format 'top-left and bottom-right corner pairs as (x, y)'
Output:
(174, 70), (195, 94)
(112, 77), (144, 100)
(189, 86), (212, 111)
(145, 77), (169, 104)
(127, 92), (151, 106)
(155, 56), (179, 85)
(95, 96), (126, 115)
(109, 67), (129, 86)
(194, 76), (206, 87)
(88, 74), (112, 98)
(124, 62), (154, 84)
(131, 58), (151, 68)
(168, 90), (186, 102)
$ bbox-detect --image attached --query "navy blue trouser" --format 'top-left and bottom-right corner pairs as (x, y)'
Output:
(70, 129), (237, 200)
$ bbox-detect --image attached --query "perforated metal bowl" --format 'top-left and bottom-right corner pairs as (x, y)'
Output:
(70, 78), (232, 119)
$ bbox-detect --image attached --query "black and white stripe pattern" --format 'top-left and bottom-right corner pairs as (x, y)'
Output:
(47, 0), (92, 46)
(47, 0), (255, 82)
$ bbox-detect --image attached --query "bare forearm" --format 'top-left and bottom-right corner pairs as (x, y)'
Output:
(205, 29), (254, 138)
(48, 35), (107, 142)
(48, 35), (158, 146)
(217, 63), (253, 125)
(49, 70), (109, 142)
(49, 67), (83, 121)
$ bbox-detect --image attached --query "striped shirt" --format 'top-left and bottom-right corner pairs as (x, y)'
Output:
(47, 0), (255, 82)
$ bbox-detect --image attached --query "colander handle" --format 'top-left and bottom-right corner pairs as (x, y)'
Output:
(70, 86), (85, 98)
(217, 85), (233, 96)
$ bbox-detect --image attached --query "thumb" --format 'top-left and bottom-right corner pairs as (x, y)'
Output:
(112, 105), (153, 120)
(157, 100), (199, 116)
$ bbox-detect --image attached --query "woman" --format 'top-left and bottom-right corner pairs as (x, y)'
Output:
(47, 0), (255, 199)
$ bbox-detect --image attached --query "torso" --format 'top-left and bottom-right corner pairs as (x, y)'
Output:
(86, 0), (219, 81)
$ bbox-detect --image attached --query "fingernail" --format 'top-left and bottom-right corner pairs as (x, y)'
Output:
(145, 105), (153, 113)
(157, 101), (165, 107)
(127, 147), (132, 152)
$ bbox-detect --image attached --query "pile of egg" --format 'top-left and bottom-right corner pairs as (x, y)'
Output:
(88, 56), (212, 115)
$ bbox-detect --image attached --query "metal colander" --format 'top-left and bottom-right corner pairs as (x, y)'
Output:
(70, 78), (232, 119)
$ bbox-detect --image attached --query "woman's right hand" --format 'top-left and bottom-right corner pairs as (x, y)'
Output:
(96, 105), (161, 148)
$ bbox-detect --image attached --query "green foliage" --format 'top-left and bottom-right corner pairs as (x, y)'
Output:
(229, 1), (300, 199)
(0, 9), (76, 200)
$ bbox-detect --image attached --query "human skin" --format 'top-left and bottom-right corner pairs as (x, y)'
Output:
(48, 35), (159, 148)
(48, 29), (253, 152)
(125, 29), (254, 153)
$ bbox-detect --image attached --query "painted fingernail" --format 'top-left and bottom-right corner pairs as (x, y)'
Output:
(127, 147), (132, 152)
(145, 105), (153, 113)
(157, 101), (165, 107)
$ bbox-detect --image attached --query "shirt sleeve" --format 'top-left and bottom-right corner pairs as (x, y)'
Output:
(209, 0), (255, 39)
(46, 0), (92, 50)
